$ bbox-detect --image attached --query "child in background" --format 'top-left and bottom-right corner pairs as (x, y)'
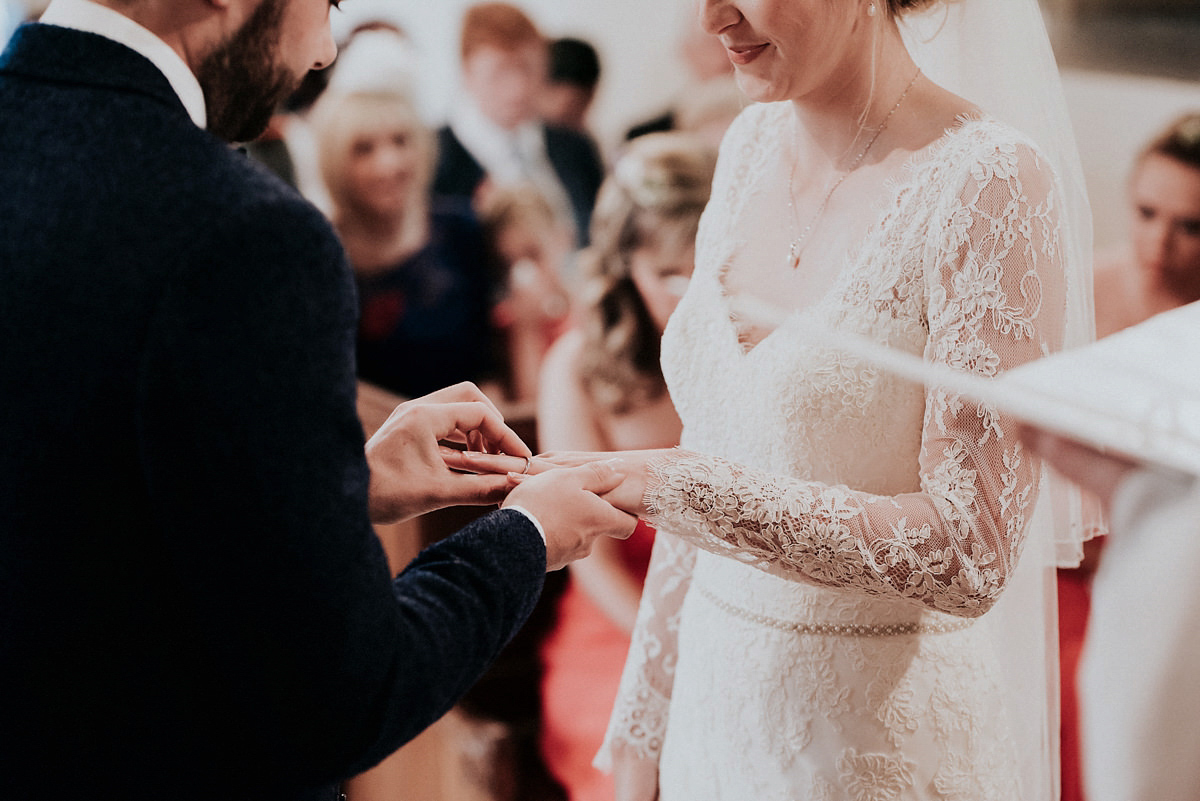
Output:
(482, 187), (575, 403)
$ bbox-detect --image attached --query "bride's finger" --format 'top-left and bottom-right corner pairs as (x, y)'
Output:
(443, 449), (534, 476)
(535, 450), (613, 467)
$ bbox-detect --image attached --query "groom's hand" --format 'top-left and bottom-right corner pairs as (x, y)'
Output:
(366, 383), (531, 524)
(443, 448), (667, 518)
(503, 460), (638, 571)
(1017, 424), (1138, 510)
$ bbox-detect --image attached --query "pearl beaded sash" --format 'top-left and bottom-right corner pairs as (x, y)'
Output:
(696, 584), (974, 637)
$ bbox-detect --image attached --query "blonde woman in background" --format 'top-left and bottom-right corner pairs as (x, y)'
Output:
(313, 90), (500, 399)
(535, 133), (717, 801)
(1094, 113), (1200, 338)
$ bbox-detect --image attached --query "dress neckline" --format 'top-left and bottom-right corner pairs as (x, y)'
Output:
(717, 111), (994, 357)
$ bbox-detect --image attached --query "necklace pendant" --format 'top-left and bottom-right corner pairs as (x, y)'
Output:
(787, 240), (802, 270)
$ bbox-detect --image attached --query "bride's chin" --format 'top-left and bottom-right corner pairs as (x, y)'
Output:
(731, 71), (788, 105)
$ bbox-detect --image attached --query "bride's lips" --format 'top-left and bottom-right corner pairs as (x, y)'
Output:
(726, 42), (769, 65)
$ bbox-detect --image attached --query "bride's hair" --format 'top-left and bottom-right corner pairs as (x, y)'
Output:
(577, 133), (716, 414)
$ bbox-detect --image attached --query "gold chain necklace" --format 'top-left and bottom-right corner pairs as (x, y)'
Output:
(785, 68), (922, 270)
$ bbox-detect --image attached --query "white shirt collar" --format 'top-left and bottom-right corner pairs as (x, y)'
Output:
(448, 95), (544, 186)
(447, 95), (578, 240)
(41, 0), (206, 129)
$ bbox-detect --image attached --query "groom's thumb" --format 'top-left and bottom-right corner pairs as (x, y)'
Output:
(575, 459), (625, 496)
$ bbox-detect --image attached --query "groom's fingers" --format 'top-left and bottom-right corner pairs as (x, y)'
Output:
(441, 472), (514, 506)
(420, 402), (531, 459)
(406, 381), (503, 418)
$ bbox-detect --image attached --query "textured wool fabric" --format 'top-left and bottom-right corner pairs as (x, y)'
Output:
(0, 23), (546, 801)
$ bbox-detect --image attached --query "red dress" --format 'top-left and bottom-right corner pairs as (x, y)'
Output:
(1058, 538), (1104, 801)
(539, 520), (657, 801)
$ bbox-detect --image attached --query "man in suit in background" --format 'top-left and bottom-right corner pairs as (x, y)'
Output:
(434, 2), (604, 247)
(0, 0), (634, 799)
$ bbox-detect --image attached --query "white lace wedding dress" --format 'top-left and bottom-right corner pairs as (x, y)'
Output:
(599, 102), (1068, 800)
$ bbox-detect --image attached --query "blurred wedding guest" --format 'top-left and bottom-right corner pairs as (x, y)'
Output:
(481, 187), (574, 403)
(623, 1), (731, 142)
(314, 90), (501, 398)
(536, 133), (716, 801)
(541, 36), (601, 134)
(1094, 113), (1200, 338)
(327, 23), (417, 98)
(281, 25), (416, 216)
(435, 2), (604, 246)
(1058, 111), (1200, 801)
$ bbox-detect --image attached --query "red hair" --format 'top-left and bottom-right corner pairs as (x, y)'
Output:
(460, 3), (544, 61)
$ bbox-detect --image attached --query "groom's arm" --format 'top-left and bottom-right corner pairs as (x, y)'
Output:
(136, 195), (549, 788)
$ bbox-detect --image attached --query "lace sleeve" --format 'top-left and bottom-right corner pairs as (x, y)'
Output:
(595, 531), (696, 769)
(593, 108), (772, 773)
(642, 140), (1066, 619)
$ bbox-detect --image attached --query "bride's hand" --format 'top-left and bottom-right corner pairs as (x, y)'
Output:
(442, 448), (672, 518)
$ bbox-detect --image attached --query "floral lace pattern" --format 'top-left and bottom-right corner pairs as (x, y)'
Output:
(599, 102), (1065, 800)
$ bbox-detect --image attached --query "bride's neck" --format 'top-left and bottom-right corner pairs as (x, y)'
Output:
(789, 30), (920, 170)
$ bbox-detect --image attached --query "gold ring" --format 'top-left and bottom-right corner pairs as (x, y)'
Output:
(521, 456), (532, 474)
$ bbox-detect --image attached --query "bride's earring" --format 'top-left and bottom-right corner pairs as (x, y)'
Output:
(867, 2), (877, 16)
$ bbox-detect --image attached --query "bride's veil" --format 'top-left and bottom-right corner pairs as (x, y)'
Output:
(900, 2), (1099, 797)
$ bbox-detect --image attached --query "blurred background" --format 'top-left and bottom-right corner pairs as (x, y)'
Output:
(5, 0), (1197, 250)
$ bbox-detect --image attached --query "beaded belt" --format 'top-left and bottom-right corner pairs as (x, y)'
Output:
(696, 584), (974, 637)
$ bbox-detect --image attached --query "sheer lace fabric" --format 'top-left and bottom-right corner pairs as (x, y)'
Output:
(599, 103), (1066, 800)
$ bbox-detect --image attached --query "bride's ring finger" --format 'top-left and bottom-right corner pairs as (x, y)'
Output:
(442, 449), (539, 476)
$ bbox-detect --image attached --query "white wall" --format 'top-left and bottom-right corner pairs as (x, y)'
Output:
(330, 0), (696, 154)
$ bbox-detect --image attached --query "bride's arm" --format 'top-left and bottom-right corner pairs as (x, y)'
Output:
(637, 141), (1067, 619)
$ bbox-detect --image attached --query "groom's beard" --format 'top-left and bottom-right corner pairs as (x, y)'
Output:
(196, 0), (295, 144)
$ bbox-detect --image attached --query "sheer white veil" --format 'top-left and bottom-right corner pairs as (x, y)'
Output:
(899, 2), (1099, 797)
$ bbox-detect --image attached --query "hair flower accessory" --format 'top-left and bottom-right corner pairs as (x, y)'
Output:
(615, 153), (676, 209)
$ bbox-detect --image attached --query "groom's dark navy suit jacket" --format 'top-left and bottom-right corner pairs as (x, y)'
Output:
(0, 23), (546, 801)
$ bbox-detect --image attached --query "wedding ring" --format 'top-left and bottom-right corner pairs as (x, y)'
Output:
(521, 456), (532, 474)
